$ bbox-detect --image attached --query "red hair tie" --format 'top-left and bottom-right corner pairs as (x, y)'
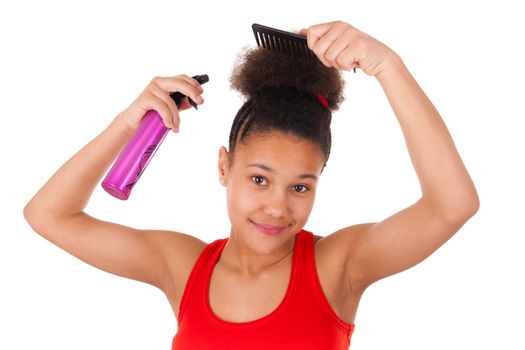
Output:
(315, 92), (329, 109)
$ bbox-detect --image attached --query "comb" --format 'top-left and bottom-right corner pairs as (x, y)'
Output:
(252, 23), (356, 73)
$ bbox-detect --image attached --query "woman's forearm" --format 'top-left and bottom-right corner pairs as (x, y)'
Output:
(24, 114), (133, 223)
(376, 54), (479, 218)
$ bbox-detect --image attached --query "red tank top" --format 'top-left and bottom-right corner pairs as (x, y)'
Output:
(171, 229), (355, 349)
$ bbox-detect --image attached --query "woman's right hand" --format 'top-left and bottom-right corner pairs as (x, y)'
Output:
(117, 75), (205, 133)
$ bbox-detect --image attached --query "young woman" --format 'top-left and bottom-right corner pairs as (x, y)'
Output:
(23, 20), (479, 349)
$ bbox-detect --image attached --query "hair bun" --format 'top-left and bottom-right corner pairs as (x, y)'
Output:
(229, 45), (345, 111)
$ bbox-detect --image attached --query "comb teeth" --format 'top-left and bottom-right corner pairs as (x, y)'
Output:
(253, 23), (315, 60)
(252, 23), (357, 73)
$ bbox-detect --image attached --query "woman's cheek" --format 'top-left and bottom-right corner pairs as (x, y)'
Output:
(228, 181), (256, 211)
(295, 193), (316, 219)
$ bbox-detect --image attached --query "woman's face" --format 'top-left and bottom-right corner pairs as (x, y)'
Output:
(218, 131), (325, 254)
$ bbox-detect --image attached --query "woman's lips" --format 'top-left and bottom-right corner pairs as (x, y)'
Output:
(252, 221), (286, 235)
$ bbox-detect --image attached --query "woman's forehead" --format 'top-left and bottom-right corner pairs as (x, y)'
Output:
(234, 133), (324, 173)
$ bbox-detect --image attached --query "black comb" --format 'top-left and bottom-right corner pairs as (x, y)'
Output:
(252, 23), (356, 73)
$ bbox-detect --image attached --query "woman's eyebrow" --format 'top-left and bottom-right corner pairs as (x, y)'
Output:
(246, 163), (318, 181)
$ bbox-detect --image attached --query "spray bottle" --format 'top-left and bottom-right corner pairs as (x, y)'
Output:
(101, 74), (209, 200)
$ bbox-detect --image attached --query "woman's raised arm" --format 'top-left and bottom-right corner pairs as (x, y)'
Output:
(23, 75), (206, 291)
(302, 21), (479, 289)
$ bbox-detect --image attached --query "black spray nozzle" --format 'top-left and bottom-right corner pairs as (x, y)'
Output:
(170, 74), (209, 109)
(194, 74), (209, 84)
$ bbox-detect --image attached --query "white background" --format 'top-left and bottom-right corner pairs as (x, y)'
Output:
(1, 0), (524, 349)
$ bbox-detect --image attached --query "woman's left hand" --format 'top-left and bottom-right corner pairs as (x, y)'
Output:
(300, 21), (399, 77)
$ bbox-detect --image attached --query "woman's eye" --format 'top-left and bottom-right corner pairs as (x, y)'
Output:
(293, 185), (309, 193)
(251, 176), (267, 185)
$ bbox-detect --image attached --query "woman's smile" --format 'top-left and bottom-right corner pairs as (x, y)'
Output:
(250, 220), (288, 236)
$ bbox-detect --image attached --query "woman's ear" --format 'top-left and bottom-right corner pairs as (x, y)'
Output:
(218, 146), (230, 187)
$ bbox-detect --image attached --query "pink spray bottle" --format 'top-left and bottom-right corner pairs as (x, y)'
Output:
(102, 74), (209, 200)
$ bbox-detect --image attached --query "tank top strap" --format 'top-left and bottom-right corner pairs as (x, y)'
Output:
(177, 237), (227, 325)
(299, 229), (355, 337)
(291, 229), (308, 281)
(295, 228), (316, 286)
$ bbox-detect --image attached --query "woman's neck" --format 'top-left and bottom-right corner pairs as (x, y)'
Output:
(219, 231), (295, 276)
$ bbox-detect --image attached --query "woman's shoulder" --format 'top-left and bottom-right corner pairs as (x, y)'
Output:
(155, 231), (208, 299)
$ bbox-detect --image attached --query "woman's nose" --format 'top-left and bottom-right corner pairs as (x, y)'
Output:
(262, 190), (288, 218)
